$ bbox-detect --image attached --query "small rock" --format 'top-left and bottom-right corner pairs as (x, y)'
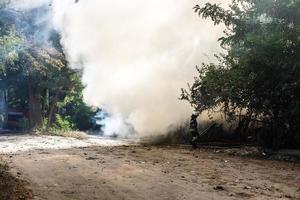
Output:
(86, 157), (98, 160)
(214, 185), (225, 191)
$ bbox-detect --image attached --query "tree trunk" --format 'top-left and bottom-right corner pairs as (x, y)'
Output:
(271, 108), (281, 150)
(29, 85), (43, 129)
(48, 93), (58, 127)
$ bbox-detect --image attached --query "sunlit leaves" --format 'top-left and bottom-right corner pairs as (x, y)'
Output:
(0, 30), (23, 74)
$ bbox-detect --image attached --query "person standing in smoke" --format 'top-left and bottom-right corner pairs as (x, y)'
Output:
(189, 113), (199, 148)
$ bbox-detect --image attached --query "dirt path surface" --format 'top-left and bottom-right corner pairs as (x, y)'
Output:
(0, 134), (132, 154)
(1, 136), (300, 200)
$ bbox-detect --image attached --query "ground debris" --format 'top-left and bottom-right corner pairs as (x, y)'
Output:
(243, 186), (252, 190)
(214, 185), (225, 191)
(0, 160), (32, 200)
(86, 157), (98, 160)
(2, 141), (300, 200)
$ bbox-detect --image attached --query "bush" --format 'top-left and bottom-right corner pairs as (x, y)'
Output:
(36, 114), (75, 136)
(54, 114), (74, 131)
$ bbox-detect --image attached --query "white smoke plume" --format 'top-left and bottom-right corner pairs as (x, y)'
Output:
(11, 0), (228, 136)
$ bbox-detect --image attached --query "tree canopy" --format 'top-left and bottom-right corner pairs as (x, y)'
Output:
(0, 3), (95, 131)
(181, 0), (300, 148)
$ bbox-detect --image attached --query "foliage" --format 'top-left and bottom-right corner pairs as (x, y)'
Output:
(54, 114), (74, 132)
(36, 114), (88, 139)
(37, 114), (74, 135)
(181, 0), (300, 148)
(0, 30), (22, 72)
(57, 72), (96, 131)
(0, 4), (95, 131)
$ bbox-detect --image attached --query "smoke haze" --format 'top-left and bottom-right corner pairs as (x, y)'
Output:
(12, 0), (228, 136)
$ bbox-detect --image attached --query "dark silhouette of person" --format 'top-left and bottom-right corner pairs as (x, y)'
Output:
(189, 114), (199, 148)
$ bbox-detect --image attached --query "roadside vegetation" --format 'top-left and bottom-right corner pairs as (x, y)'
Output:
(0, 2), (96, 134)
(181, 0), (300, 149)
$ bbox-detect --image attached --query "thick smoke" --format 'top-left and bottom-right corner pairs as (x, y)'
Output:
(6, 0), (56, 51)
(11, 0), (228, 136)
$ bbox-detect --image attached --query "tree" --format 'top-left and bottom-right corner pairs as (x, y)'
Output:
(0, 4), (95, 131)
(181, 0), (300, 148)
(57, 73), (96, 131)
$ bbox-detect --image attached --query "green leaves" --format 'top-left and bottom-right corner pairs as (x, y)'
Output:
(183, 0), (300, 147)
(0, 30), (23, 74)
(194, 3), (237, 26)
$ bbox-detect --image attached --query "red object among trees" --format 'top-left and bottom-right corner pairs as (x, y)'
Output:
(7, 108), (29, 130)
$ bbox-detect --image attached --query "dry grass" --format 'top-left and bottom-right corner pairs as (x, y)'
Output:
(36, 130), (88, 140)
(140, 122), (191, 146)
(55, 131), (88, 140)
(0, 159), (33, 200)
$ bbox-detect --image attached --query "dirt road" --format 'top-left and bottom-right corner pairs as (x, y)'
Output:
(1, 135), (300, 200)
